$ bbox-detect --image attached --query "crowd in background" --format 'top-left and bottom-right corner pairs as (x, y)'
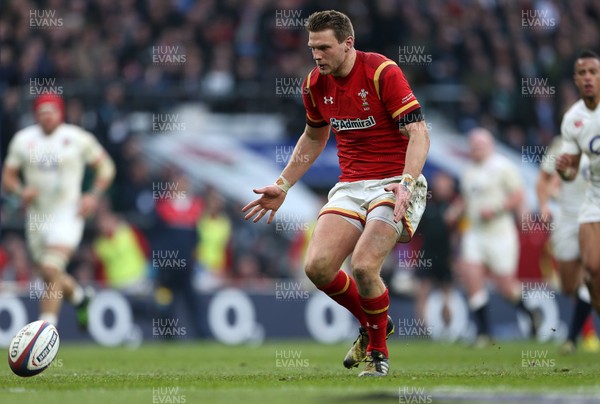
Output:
(1, 0), (599, 290)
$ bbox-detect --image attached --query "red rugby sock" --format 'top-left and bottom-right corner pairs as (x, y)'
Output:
(583, 314), (595, 337)
(318, 270), (367, 327)
(360, 289), (390, 357)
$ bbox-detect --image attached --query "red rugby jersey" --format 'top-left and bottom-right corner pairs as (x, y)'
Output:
(302, 51), (421, 182)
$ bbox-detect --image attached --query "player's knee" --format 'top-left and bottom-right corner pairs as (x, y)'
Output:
(38, 265), (58, 282)
(351, 260), (377, 284)
(38, 251), (68, 282)
(304, 256), (333, 286)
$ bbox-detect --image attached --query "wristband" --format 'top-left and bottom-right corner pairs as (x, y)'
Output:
(399, 174), (415, 194)
(89, 187), (104, 197)
(275, 175), (292, 193)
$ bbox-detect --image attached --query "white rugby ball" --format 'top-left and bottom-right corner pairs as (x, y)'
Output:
(8, 320), (60, 377)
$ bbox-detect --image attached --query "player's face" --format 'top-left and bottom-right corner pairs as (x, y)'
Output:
(35, 103), (63, 134)
(308, 29), (350, 76)
(469, 132), (493, 163)
(574, 58), (600, 99)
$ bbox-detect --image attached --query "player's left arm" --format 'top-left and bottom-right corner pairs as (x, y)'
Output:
(556, 116), (582, 181)
(401, 120), (430, 180)
(378, 63), (430, 222)
(384, 120), (430, 222)
(80, 131), (116, 217)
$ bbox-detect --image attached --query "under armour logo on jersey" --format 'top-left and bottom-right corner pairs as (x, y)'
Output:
(323, 96), (334, 104)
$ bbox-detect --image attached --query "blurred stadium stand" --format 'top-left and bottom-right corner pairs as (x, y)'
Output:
(0, 0), (599, 343)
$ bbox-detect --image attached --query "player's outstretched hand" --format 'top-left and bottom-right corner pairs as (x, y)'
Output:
(555, 154), (575, 180)
(21, 187), (38, 208)
(555, 153), (571, 172)
(79, 193), (99, 218)
(384, 183), (410, 223)
(242, 185), (287, 224)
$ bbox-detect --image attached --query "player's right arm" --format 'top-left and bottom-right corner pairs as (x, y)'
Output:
(279, 123), (330, 188)
(556, 113), (582, 182)
(1, 134), (37, 206)
(556, 153), (581, 182)
(242, 123), (330, 224)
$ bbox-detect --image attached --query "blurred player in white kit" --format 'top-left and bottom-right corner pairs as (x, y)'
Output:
(450, 128), (538, 346)
(2, 94), (115, 329)
(556, 50), (600, 319)
(537, 137), (598, 353)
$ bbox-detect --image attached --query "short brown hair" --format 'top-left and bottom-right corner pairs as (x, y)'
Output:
(305, 10), (354, 43)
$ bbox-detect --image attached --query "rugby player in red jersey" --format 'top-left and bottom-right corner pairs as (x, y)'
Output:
(243, 10), (429, 377)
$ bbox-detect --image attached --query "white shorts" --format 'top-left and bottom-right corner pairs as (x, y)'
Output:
(579, 194), (600, 224)
(25, 205), (84, 265)
(319, 174), (428, 243)
(461, 225), (519, 276)
(550, 212), (579, 262)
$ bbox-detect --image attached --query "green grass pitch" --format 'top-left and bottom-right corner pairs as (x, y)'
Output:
(1, 340), (599, 404)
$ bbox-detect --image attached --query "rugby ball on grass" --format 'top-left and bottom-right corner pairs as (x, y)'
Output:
(8, 320), (60, 377)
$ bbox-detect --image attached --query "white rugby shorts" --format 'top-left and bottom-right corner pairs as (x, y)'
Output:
(319, 174), (428, 243)
(550, 211), (580, 262)
(26, 205), (84, 265)
(461, 222), (519, 276)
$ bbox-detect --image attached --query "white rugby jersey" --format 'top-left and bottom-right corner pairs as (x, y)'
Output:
(541, 137), (589, 217)
(561, 99), (600, 201)
(5, 123), (104, 212)
(461, 153), (523, 230)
